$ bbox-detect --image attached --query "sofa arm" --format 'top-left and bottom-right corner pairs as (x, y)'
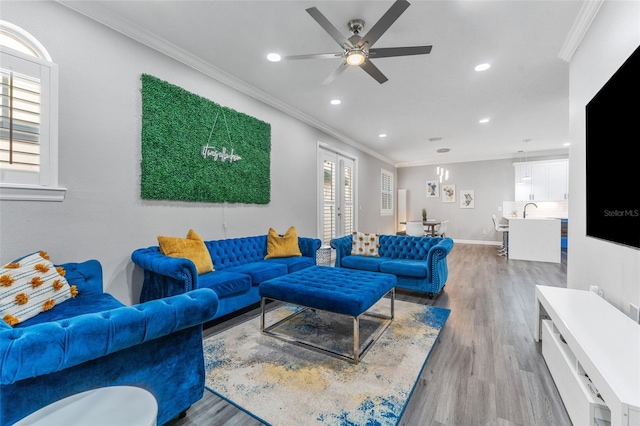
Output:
(131, 246), (199, 302)
(0, 288), (218, 385)
(58, 260), (104, 297)
(330, 235), (353, 267)
(427, 237), (454, 286)
(298, 237), (322, 260)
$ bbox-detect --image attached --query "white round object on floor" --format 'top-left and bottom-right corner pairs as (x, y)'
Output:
(15, 386), (158, 426)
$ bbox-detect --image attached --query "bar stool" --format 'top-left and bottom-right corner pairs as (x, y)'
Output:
(492, 214), (509, 256)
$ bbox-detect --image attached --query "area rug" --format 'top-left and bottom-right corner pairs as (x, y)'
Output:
(203, 299), (450, 426)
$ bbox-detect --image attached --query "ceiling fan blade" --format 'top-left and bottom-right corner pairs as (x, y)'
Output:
(322, 61), (349, 85)
(283, 53), (344, 60)
(306, 7), (351, 49)
(368, 45), (432, 59)
(358, 0), (411, 48)
(360, 59), (389, 84)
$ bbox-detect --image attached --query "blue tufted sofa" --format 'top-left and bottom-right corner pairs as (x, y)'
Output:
(330, 234), (454, 298)
(131, 234), (322, 320)
(0, 259), (218, 426)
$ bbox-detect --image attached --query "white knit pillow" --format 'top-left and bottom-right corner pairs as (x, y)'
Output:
(351, 231), (380, 257)
(0, 251), (77, 326)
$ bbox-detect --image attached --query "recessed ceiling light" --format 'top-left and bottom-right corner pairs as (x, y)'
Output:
(267, 53), (281, 62)
(475, 63), (491, 72)
(479, 118), (490, 124)
(428, 137), (442, 142)
(379, 134), (387, 138)
(563, 142), (571, 146)
(436, 148), (450, 153)
(330, 99), (341, 105)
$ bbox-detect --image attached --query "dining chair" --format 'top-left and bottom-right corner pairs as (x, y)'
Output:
(406, 221), (426, 236)
(434, 220), (449, 237)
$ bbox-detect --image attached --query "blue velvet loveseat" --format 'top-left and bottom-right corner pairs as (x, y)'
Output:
(330, 234), (454, 298)
(131, 233), (322, 320)
(0, 259), (218, 426)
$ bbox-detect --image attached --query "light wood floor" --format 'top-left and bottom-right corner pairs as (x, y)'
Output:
(168, 243), (571, 426)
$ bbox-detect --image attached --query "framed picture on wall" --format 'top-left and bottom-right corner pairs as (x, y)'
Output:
(426, 180), (439, 197)
(442, 184), (455, 203)
(460, 189), (474, 208)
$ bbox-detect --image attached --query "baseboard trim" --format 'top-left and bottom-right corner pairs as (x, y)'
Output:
(450, 239), (503, 246)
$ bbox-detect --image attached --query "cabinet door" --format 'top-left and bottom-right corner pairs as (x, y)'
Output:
(547, 161), (569, 200)
(530, 163), (548, 201)
(515, 163), (532, 201)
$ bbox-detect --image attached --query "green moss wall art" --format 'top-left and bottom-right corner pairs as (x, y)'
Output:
(140, 74), (271, 204)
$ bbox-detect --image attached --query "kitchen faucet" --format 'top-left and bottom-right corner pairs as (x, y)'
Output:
(523, 202), (538, 218)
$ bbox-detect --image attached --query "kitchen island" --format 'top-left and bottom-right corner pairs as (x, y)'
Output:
(508, 218), (561, 263)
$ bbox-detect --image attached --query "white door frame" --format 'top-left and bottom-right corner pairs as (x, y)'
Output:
(317, 142), (358, 245)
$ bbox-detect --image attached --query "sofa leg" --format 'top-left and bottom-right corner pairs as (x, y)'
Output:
(178, 408), (189, 419)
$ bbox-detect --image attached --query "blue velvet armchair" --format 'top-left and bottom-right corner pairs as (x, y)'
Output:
(0, 259), (218, 426)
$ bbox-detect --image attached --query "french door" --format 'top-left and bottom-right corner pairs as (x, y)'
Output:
(318, 147), (356, 246)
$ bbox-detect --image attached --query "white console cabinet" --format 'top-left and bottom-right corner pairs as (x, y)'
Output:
(535, 286), (640, 426)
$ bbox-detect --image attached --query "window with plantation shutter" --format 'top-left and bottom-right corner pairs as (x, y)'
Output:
(322, 158), (336, 245)
(0, 21), (64, 201)
(1, 68), (41, 173)
(380, 168), (393, 216)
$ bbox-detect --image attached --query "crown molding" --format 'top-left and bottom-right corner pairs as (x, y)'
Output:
(56, 1), (396, 167)
(396, 149), (569, 168)
(558, 0), (604, 62)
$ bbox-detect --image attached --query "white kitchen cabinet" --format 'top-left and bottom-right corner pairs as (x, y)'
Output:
(514, 159), (569, 201)
(547, 161), (569, 200)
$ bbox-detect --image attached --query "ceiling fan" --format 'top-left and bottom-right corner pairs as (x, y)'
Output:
(283, 0), (432, 85)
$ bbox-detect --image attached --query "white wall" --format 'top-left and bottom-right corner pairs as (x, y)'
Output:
(568, 0), (640, 313)
(0, 2), (395, 305)
(397, 155), (569, 244)
(398, 158), (514, 243)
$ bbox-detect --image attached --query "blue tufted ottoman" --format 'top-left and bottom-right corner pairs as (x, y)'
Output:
(259, 265), (396, 363)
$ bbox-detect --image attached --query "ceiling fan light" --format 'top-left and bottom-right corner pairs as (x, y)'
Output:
(346, 51), (366, 66)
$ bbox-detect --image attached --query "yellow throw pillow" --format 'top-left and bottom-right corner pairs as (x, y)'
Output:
(264, 226), (302, 259)
(157, 229), (214, 275)
(351, 231), (380, 257)
(0, 251), (77, 327)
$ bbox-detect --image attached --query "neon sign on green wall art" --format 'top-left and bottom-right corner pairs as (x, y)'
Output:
(140, 74), (271, 204)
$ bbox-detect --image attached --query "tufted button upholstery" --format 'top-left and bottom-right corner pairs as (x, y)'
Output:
(259, 266), (396, 317)
(330, 234), (454, 298)
(132, 234), (322, 321)
(0, 259), (219, 426)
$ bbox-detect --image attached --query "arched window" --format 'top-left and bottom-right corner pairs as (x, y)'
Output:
(0, 20), (64, 201)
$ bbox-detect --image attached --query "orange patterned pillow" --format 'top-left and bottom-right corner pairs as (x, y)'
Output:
(0, 251), (77, 327)
(351, 231), (380, 257)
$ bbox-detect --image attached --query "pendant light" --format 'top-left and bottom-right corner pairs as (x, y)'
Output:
(521, 139), (531, 181)
(436, 148), (450, 183)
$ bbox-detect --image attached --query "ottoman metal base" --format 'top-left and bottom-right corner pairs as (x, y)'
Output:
(260, 288), (394, 364)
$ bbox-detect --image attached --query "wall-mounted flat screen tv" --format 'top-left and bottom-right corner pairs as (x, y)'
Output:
(585, 44), (639, 249)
